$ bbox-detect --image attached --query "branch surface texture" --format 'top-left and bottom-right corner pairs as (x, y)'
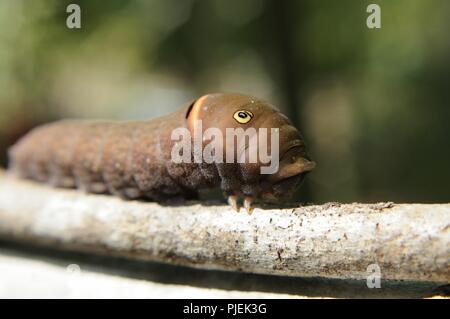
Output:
(0, 171), (448, 283)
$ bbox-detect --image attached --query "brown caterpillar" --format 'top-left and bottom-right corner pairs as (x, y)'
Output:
(8, 93), (315, 213)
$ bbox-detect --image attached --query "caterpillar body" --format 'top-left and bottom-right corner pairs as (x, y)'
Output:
(8, 93), (315, 212)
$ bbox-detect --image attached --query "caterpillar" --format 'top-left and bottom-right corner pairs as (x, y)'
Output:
(8, 93), (315, 213)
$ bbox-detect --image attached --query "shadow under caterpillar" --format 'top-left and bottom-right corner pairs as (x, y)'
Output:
(8, 93), (315, 213)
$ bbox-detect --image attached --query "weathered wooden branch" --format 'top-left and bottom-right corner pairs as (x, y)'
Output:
(0, 170), (448, 283)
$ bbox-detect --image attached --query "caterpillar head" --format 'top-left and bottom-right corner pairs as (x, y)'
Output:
(186, 93), (315, 204)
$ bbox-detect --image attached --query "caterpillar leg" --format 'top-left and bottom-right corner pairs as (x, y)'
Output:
(88, 182), (108, 194)
(107, 187), (143, 200)
(226, 194), (254, 214)
(74, 177), (107, 194)
(243, 196), (254, 215)
(122, 187), (143, 199)
(227, 195), (240, 212)
(48, 174), (76, 188)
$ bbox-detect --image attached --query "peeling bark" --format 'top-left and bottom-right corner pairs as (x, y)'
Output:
(0, 171), (448, 283)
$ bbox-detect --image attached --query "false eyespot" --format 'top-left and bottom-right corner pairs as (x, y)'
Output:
(233, 110), (254, 124)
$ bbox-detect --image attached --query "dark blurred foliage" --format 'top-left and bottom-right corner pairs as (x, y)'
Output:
(0, 0), (449, 203)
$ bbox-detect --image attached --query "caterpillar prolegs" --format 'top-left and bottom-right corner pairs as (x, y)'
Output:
(8, 93), (315, 213)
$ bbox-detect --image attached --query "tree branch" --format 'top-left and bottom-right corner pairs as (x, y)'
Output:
(0, 170), (448, 283)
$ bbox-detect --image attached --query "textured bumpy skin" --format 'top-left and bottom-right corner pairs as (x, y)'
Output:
(8, 93), (315, 208)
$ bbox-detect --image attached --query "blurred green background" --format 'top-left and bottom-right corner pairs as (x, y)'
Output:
(0, 0), (449, 203)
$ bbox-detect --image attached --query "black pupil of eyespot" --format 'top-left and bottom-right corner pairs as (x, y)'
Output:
(238, 112), (247, 118)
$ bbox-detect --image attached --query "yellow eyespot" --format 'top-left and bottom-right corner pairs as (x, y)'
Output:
(233, 110), (254, 124)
